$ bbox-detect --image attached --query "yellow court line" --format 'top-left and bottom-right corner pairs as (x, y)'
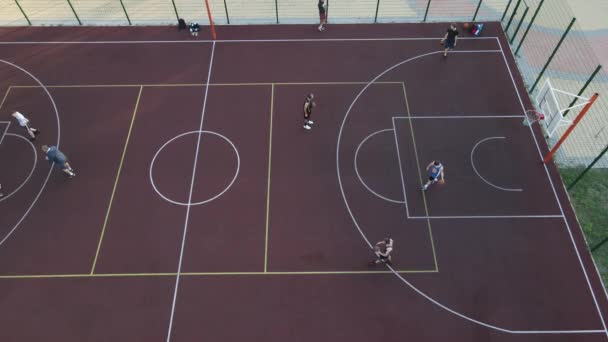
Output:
(0, 269), (438, 279)
(89, 86), (144, 275)
(0, 86), (12, 111)
(264, 84), (275, 273)
(10, 81), (403, 89)
(401, 82), (439, 272)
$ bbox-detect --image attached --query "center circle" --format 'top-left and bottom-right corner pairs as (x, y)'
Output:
(149, 130), (240, 206)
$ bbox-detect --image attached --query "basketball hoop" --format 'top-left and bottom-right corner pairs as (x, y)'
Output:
(523, 110), (545, 126)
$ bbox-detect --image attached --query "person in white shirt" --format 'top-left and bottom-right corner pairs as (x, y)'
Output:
(11, 111), (39, 141)
(369, 238), (394, 266)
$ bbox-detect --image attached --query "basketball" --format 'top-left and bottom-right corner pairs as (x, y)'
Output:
(463, 23), (470, 30)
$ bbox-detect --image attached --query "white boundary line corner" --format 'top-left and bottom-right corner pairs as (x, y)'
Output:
(496, 36), (608, 336)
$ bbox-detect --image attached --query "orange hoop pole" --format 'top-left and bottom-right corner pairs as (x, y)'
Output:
(204, 0), (217, 40)
(543, 93), (599, 164)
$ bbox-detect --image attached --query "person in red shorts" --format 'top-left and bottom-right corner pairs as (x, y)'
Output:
(318, 0), (327, 32)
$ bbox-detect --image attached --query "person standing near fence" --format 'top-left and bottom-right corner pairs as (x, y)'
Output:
(440, 23), (459, 57)
(318, 0), (327, 32)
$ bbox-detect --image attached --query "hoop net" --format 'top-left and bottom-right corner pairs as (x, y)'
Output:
(523, 109), (545, 126)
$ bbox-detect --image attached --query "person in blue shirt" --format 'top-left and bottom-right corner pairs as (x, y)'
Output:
(41, 145), (76, 178)
(422, 160), (444, 190)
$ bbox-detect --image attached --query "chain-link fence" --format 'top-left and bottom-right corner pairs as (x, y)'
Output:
(506, 0), (608, 168)
(0, 0), (606, 168)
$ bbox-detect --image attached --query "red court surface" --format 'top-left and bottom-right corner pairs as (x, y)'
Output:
(0, 23), (607, 341)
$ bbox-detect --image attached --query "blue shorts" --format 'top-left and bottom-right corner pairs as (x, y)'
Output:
(51, 156), (67, 169)
(445, 40), (455, 49)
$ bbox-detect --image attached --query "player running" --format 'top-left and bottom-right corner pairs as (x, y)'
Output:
(422, 160), (445, 191)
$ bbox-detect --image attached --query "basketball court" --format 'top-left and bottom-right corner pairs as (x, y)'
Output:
(0, 23), (606, 341)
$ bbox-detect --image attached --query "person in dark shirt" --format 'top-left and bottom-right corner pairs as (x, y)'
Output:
(303, 93), (316, 130)
(318, 0), (327, 32)
(440, 23), (459, 57)
(189, 22), (200, 37)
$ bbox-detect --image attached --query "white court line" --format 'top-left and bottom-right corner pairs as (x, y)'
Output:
(496, 37), (608, 337)
(337, 48), (604, 334)
(0, 121), (10, 145)
(391, 119), (411, 217)
(0, 36), (499, 45)
(165, 41), (216, 342)
(354, 128), (404, 204)
(0, 134), (37, 203)
(385, 263), (605, 334)
(393, 115), (524, 119)
(0, 59), (60, 248)
(470, 137), (523, 192)
(409, 214), (564, 219)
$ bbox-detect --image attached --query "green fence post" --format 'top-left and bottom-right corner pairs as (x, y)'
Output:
(504, 0), (522, 33)
(530, 17), (576, 93)
(374, 0), (380, 23)
(591, 236), (608, 253)
(568, 143), (608, 190)
(472, 0), (483, 22)
(66, 0), (82, 25)
(501, 0), (513, 22)
(13, 0), (31, 26)
(170, 0), (180, 21)
(223, 0), (230, 24)
(515, 0), (544, 55)
(275, 0), (279, 23)
(509, 5), (528, 44)
(563, 65), (602, 117)
(118, 0), (131, 25)
(423, 0), (431, 22)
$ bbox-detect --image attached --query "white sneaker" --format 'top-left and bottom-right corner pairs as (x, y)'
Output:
(318, 26), (324, 32)
(307, 120), (314, 125)
(422, 184), (428, 191)
(304, 124), (311, 130)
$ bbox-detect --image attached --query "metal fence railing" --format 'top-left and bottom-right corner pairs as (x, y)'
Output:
(1, 0), (510, 26)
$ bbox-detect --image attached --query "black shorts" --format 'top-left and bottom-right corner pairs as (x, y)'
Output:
(429, 176), (438, 182)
